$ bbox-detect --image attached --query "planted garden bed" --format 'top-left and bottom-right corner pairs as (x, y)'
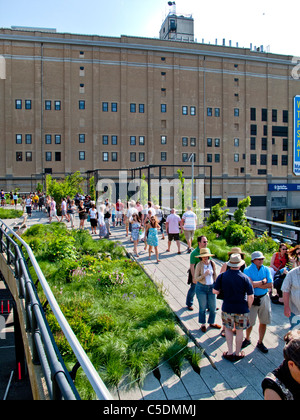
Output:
(21, 223), (200, 399)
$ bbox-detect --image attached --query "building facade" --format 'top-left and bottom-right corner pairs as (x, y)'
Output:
(0, 27), (299, 222)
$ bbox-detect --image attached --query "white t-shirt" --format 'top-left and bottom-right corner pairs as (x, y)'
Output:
(182, 210), (197, 231)
(203, 262), (214, 285)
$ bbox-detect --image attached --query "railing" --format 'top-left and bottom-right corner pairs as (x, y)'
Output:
(227, 213), (300, 245)
(0, 220), (113, 400)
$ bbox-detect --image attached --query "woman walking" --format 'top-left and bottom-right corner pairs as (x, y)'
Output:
(193, 248), (221, 332)
(146, 216), (160, 263)
(130, 214), (141, 257)
(89, 203), (98, 234)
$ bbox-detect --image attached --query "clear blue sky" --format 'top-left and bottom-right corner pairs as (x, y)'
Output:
(0, 0), (298, 56)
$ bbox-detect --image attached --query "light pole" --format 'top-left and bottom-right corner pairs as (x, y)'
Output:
(188, 153), (194, 208)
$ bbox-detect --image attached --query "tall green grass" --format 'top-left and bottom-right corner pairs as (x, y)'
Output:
(22, 223), (201, 399)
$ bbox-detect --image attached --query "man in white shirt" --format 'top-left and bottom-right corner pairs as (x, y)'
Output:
(166, 208), (182, 254)
(181, 206), (197, 253)
(282, 266), (300, 330)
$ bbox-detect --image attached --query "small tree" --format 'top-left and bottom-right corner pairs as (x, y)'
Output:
(47, 171), (84, 213)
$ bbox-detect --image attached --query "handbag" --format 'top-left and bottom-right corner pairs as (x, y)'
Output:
(187, 268), (193, 285)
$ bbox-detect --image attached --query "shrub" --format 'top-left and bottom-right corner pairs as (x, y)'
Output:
(224, 221), (255, 245)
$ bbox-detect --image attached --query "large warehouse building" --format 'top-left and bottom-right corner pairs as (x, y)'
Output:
(0, 10), (300, 222)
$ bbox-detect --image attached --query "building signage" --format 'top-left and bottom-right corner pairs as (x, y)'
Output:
(294, 95), (300, 175)
(268, 184), (300, 191)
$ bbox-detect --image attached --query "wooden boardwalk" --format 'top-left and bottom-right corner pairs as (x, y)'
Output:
(2, 211), (292, 400)
(108, 224), (291, 400)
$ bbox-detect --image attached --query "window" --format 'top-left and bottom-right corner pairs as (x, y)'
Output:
(79, 134), (85, 143)
(282, 155), (288, 166)
(215, 108), (220, 117)
(190, 137), (196, 147)
(161, 104), (167, 113)
(102, 135), (109, 145)
(45, 152), (52, 161)
(161, 135), (167, 145)
(215, 154), (220, 163)
(79, 100), (85, 110)
(260, 154), (267, 165)
(250, 108), (256, 121)
(234, 154), (239, 162)
(215, 138), (220, 147)
(25, 134), (32, 144)
(139, 152), (145, 162)
(272, 109), (277, 122)
(139, 136), (145, 146)
(282, 138), (288, 151)
(112, 135), (118, 145)
(207, 154), (212, 163)
(139, 104), (145, 113)
(25, 100), (32, 110)
(182, 153), (188, 162)
(272, 155), (278, 165)
(262, 108), (267, 122)
(250, 137), (256, 150)
(190, 106), (196, 116)
(182, 137), (188, 147)
(250, 154), (257, 165)
(207, 107), (212, 116)
(54, 101), (61, 110)
(207, 138), (212, 147)
(112, 152), (118, 162)
(250, 125), (257, 136)
(55, 152), (61, 161)
(130, 136), (136, 145)
(111, 102), (117, 112)
(103, 152), (109, 161)
(79, 151), (85, 160)
(102, 102), (108, 112)
(16, 134), (22, 144)
(161, 152), (167, 161)
(234, 108), (239, 117)
(16, 152), (22, 161)
(26, 152), (32, 162)
(55, 135), (61, 144)
(262, 138), (267, 150)
(15, 99), (22, 109)
(130, 152), (136, 162)
(45, 100), (51, 110)
(45, 134), (52, 144)
(130, 103), (136, 113)
(234, 138), (239, 147)
(182, 106), (188, 115)
(283, 110), (288, 123)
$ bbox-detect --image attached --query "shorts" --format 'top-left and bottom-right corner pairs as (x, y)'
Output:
(184, 230), (194, 241)
(50, 210), (57, 217)
(222, 312), (250, 330)
(168, 233), (180, 241)
(90, 218), (97, 227)
(249, 293), (272, 326)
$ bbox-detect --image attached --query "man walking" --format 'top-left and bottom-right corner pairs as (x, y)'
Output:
(282, 266), (300, 329)
(213, 254), (254, 361)
(186, 235), (210, 310)
(165, 208), (182, 254)
(181, 206), (197, 253)
(243, 251), (273, 353)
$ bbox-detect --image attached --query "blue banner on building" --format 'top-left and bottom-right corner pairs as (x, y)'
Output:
(294, 95), (300, 175)
(268, 184), (300, 191)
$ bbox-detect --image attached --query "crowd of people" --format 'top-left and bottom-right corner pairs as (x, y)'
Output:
(3, 190), (300, 399)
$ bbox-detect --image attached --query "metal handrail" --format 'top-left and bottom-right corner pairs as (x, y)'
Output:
(0, 220), (113, 400)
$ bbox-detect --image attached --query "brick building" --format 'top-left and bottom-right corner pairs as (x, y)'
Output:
(0, 26), (299, 222)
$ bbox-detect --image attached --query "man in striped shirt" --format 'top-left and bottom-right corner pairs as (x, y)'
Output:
(181, 206), (197, 253)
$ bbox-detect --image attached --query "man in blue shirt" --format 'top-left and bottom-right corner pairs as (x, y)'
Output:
(243, 251), (273, 353)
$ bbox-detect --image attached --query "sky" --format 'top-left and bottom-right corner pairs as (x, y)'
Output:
(0, 0), (299, 57)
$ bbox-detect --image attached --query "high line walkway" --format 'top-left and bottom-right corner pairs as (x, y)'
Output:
(1, 208), (292, 400)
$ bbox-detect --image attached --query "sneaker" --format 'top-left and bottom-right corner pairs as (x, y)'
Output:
(256, 342), (268, 353)
(241, 338), (251, 349)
